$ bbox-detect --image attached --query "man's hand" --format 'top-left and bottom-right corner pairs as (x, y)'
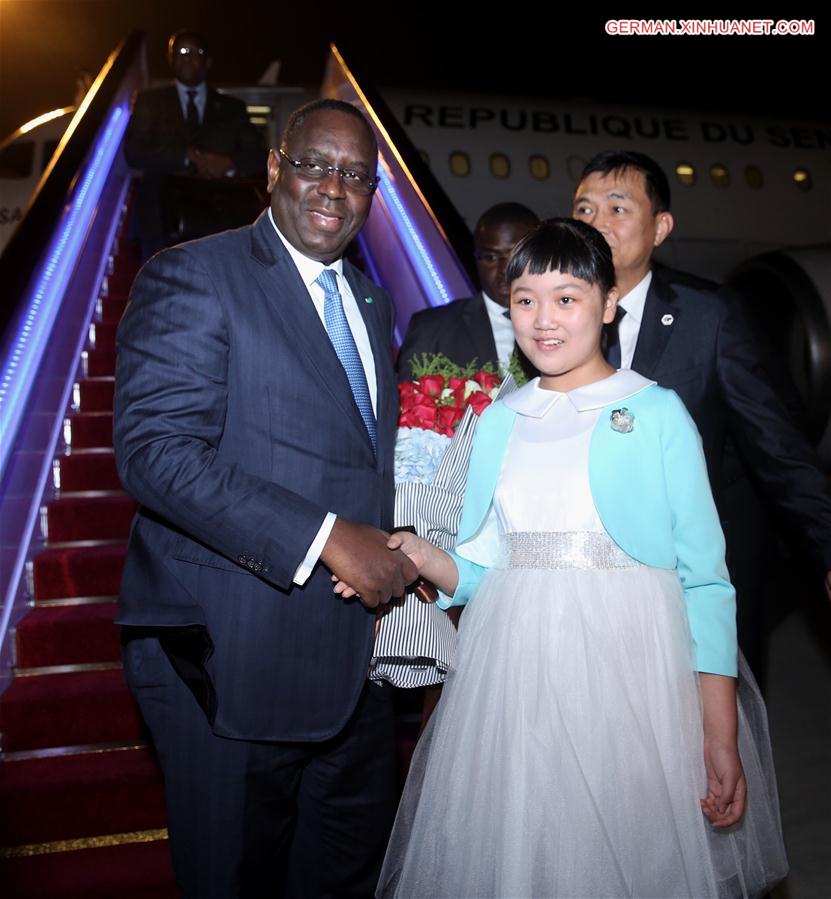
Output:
(187, 147), (234, 179)
(320, 519), (418, 609)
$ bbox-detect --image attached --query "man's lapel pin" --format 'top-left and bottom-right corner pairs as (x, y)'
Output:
(364, 296), (373, 304)
(661, 313), (674, 326)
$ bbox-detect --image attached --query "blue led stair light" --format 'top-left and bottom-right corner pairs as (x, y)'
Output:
(0, 105), (128, 481)
(375, 160), (452, 309)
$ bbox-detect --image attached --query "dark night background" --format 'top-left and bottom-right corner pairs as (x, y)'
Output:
(0, 1), (827, 140)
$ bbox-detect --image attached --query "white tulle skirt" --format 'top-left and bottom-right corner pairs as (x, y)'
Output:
(377, 534), (787, 899)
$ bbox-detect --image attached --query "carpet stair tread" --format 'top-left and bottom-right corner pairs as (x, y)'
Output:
(14, 602), (120, 668)
(55, 450), (121, 491)
(85, 349), (116, 377)
(33, 542), (127, 599)
(0, 839), (176, 899)
(89, 320), (117, 353)
(64, 412), (114, 450)
(75, 377), (115, 412)
(97, 295), (128, 323)
(0, 669), (144, 753)
(44, 492), (136, 542)
(0, 747), (165, 846)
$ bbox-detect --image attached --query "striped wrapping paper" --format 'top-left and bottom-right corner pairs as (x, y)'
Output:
(370, 375), (518, 687)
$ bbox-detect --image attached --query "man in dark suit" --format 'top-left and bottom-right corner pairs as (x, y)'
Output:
(115, 99), (416, 898)
(572, 150), (831, 674)
(124, 30), (265, 259)
(397, 202), (538, 379)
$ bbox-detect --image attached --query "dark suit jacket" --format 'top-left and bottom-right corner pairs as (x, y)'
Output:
(114, 212), (399, 742)
(124, 84), (264, 176)
(633, 266), (831, 569)
(124, 84), (265, 255)
(397, 293), (499, 381)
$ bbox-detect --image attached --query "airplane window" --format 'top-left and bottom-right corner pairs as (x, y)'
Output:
(745, 165), (764, 189)
(675, 163), (695, 186)
(710, 164), (730, 187)
(489, 153), (510, 179)
(529, 155), (549, 180)
(0, 141), (35, 179)
(419, 149), (430, 167)
(566, 155), (587, 182)
(449, 151), (470, 177)
(793, 168), (812, 191)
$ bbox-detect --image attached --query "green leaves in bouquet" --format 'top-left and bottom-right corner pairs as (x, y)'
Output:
(408, 352), (499, 381)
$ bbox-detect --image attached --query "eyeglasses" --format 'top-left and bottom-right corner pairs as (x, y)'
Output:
(279, 148), (379, 195)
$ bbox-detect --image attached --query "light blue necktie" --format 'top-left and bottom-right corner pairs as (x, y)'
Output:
(316, 269), (377, 454)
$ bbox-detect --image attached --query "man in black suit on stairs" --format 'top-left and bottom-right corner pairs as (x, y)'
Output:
(397, 202), (538, 379)
(124, 30), (265, 259)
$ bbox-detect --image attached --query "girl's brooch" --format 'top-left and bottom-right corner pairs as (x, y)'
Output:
(610, 407), (635, 433)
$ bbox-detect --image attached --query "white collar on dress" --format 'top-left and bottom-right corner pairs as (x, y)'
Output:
(503, 369), (656, 418)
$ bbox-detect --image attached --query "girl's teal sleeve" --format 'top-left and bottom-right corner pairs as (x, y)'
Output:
(661, 390), (737, 676)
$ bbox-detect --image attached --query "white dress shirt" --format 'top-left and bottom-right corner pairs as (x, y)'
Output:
(482, 292), (516, 372)
(616, 271), (652, 370)
(267, 210), (378, 584)
(174, 80), (207, 123)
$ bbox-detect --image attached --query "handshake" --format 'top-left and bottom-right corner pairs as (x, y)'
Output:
(321, 519), (439, 609)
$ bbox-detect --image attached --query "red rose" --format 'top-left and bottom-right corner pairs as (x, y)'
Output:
(467, 391), (493, 416)
(417, 374), (445, 397)
(472, 371), (501, 391)
(398, 382), (418, 412)
(411, 403), (438, 429)
(448, 385), (465, 408)
(437, 405), (460, 434)
(399, 381), (417, 398)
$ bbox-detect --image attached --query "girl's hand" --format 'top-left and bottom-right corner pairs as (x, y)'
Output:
(386, 530), (431, 571)
(332, 531), (428, 599)
(700, 738), (747, 827)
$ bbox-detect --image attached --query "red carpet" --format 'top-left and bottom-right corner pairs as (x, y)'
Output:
(14, 602), (121, 668)
(75, 376), (115, 412)
(33, 543), (128, 600)
(55, 449), (121, 492)
(0, 841), (177, 899)
(44, 493), (137, 542)
(0, 235), (175, 897)
(0, 748), (165, 845)
(85, 349), (117, 378)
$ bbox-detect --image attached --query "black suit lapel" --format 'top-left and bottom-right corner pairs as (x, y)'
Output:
(631, 271), (681, 378)
(249, 215), (376, 455)
(201, 88), (223, 129)
(461, 294), (499, 368)
(162, 85), (191, 144)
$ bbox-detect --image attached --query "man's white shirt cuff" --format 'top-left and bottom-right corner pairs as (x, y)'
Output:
(293, 512), (337, 585)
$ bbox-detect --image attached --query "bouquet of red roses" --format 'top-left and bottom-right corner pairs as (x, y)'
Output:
(394, 355), (504, 484)
(398, 369), (501, 436)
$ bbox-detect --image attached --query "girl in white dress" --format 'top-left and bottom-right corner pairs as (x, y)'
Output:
(340, 220), (787, 898)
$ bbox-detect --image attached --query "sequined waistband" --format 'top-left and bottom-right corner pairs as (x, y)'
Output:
(505, 531), (638, 570)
